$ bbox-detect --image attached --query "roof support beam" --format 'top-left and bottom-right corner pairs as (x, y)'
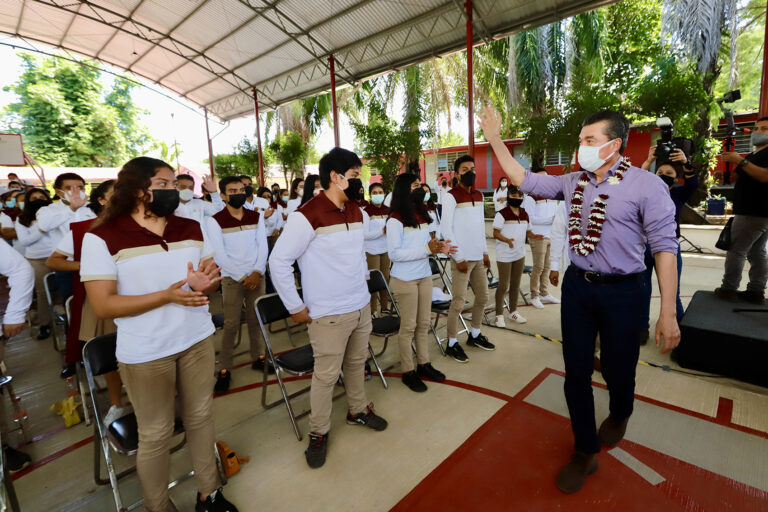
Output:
(94, 0), (148, 59)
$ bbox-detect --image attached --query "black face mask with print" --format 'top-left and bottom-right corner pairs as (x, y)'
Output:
(148, 189), (180, 217)
(227, 193), (247, 209)
(460, 171), (476, 187)
(507, 198), (523, 208)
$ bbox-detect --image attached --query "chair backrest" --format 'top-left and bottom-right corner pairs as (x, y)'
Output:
(367, 269), (388, 294)
(255, 292), (293, 325)
(429, 258), (441, 276)
(83, 333), (118, 377)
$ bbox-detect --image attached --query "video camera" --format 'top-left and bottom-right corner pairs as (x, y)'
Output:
(716, 89), (743, 184)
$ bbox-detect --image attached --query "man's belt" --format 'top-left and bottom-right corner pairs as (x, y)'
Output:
(570, 265), (642, 284)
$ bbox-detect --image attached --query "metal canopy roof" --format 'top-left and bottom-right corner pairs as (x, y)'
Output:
(1, 0), (616, 121)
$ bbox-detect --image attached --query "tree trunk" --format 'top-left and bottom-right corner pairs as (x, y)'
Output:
(688, 65), (719, 207)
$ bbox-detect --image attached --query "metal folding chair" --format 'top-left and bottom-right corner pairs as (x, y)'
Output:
(428, 258), (469, 355)
(0, 376), (20, 512)
(82, 334), (226, 512)
(63, 296), (92, 426)
(366, 269), (401, 385)
(43, 272), (67, 353)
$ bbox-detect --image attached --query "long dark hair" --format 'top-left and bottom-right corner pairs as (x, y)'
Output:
(422, 183), (436, 211)
(88, 179), (116, 216)
(496, 176), (509, 192)
(301, 174), (319, 205)
(18, 187), (51, 227)
(290, 177), (304, 199)
(389, 173), (428, 228)
(98, 157), (173, 226)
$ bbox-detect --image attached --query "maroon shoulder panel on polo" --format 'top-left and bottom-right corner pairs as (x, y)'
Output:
(363, 204), (390, 217)
(297, 191), (363, 230)
(90, 214), (204, 256)
(449, 186), (483, 205)
(389, 209), (430, 228)
(212, 208), (260, 229)
(499, 206), (529, 222)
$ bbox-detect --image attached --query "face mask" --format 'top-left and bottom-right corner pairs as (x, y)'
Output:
(243, 185), (254, 197)
(281, 195), (289, 202)
(411, 188), (426, 203)
(423, 191), (431, 202)
(27, 199), (50, 214)
(344, 178), (364, 201)
(178, 188), (194, 202)
(371, 193), (385, 205)
(751, 131), (768, 147)
(460, 171), (476, 187)
(500, 180), (508, 188)
(5, 199), (16, 208)
(227, 193), (246, 209)
(17, 201), (24, 209)
(658, 174), (676, 187)
(578, 140), (616, 172)
(297, 188), (304, 196)
(441, 181), (447, 187)
(508, 198), (523, 208)
(313, 188), (321, 196)
(148, 188), (180, 217)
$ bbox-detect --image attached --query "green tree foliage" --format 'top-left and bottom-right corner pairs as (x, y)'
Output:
(267, 131), (307, 186)
(2, 54), (154, 166)
(207, 137), (264, 178)
(352, 102), (411, 190)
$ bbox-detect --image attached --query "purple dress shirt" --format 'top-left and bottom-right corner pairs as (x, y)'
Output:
(520, 157), (678, 275)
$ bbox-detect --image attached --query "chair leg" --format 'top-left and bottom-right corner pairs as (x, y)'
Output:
(76, 364), (92, 427)
(430, 313), (447, 355)
(214, 442), (227, 486)
(368, 344), (387, 389)
(275, 369), (303, 441)
(5, 382), (30, 444)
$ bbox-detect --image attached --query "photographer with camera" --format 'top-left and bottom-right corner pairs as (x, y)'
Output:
(641, 144), (698, 336)
(716, 116), (768, 305)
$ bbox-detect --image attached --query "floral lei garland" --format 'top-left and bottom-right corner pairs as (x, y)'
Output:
(568, 158), (631, 256)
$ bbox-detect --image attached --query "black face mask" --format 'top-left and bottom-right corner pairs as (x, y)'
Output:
(227, 193), (247, 209)
(243, 185), (254, 197)
(27, 199), (50, 214)
(659, 174), (676, 187)
(148, 189), (179, 217)
(460, 171), (476, 187)
(441, 181), (447, 187)
(411, 188), (426, 203)
(507, 198), (523, 208)
(344, 178), (363, 201)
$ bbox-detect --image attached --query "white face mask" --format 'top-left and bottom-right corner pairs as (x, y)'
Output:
(423, 191), (430, 202)
(297, 188), (304, 196)
(313, 188), (321, 196)
(178, 188), (194, 202)
(577, 140), (616, 172)
(62, 189), (87, 204)
(500, 180), (508, 188)
(370, 193), (385, 205)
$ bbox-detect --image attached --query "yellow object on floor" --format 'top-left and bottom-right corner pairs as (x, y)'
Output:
(50, 396), (82, 428)
(216, 440), (249, 478)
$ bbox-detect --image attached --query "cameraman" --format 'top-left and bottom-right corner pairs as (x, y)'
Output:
(640, 146), (698, 338)
(716, 116), (768, 304)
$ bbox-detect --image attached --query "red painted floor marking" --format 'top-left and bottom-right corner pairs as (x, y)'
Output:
(715, 397), (734, 425)
(11, 435), (94, 481)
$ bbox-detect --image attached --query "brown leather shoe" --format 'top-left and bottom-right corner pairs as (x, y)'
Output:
(556, 452), (598, 494)
(598, 415), (630, 446)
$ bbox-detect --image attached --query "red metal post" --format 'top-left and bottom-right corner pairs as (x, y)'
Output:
(465, 0), (474, 157)
(329, 54), (340, 147)
(760, 1), (768, 117)
(252, 88), (266, 187)
(204, 107), (215, 180)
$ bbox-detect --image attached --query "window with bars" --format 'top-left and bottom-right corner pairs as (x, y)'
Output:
(545, 151), (572, 166)
(437, 150), (469, 173)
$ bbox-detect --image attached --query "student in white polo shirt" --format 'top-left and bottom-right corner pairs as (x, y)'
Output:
(521, 168), (561, 309)
(363, 182), (390, 315)
(175, 173), (224, 224)
(492, 185), (529, 327)
(206, 176), (269, 394)
(440, 155), (495, 362)
(387, 173), (455, 392)
(285, 177), (304, 218)
(270, 147), (388, 470)
(80, 157), (238, 512)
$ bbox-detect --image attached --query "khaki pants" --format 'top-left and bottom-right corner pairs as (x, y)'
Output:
(390, 276), (432, 373)
(219, 276), (265, 371)
(27, 258), (51, 325)
(447, 260), (488, 339)
(529, 237), (551, 298)
(119, 337), (218, 512)
(496, 257), (526, 315)
(308, 305), (372, 435)
(366, 252), (391, 313)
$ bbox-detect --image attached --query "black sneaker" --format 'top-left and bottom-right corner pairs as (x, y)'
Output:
(714, 287), (738, 301)
(467, 332), (495, 351)
(5, 446), (31, 474)
(346, 403), (388, 431)
(401, 370), (427, 392)
(251, 356), (275, 374)
(60, 363), (76, 379)
(417, 363), (446, 382)
(445, 343), (469, 363)
(36, 324), (51, 341)
(737, 290), (765, 305)
(214, 370), (231, 394)
(305, 432), (328, 469)
(195, 488), (238, 512)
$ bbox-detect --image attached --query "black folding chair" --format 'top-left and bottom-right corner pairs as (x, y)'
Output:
(366, 270), (400, 384)
(0, 376), (20, 512)
(64, 296), (92, 427)
(82, 334), (226, 512)
(43, 272), (67, 353)
(429, 258), (469, 355)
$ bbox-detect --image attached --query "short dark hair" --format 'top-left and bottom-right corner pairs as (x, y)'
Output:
(218, 176), (243, 194)
(256, 186), (271, 198)
(176, 174), (194, 184)
(369, 182), (385, 195)
(453, 155), (474, 173)
(532, 167), (547, 174)
(319, 147), (363, 189)
(238, 174), (252, 184)
(756, 116), (768, 124)
(507, 185), (522, 196)
(53, 172), (85, 190)
(582, 110), (630, 154)
(271, 183), (280, 189)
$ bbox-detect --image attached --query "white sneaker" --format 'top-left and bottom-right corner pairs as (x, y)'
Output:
(540, 295), (561, 304)
(531, 297), (544, 309)
(104, 405), (133, 427)
(494, 315), (506, 328)
(508, 311), (527, 324)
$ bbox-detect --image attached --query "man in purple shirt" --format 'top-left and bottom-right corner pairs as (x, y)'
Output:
(480, 107), (681, 493)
